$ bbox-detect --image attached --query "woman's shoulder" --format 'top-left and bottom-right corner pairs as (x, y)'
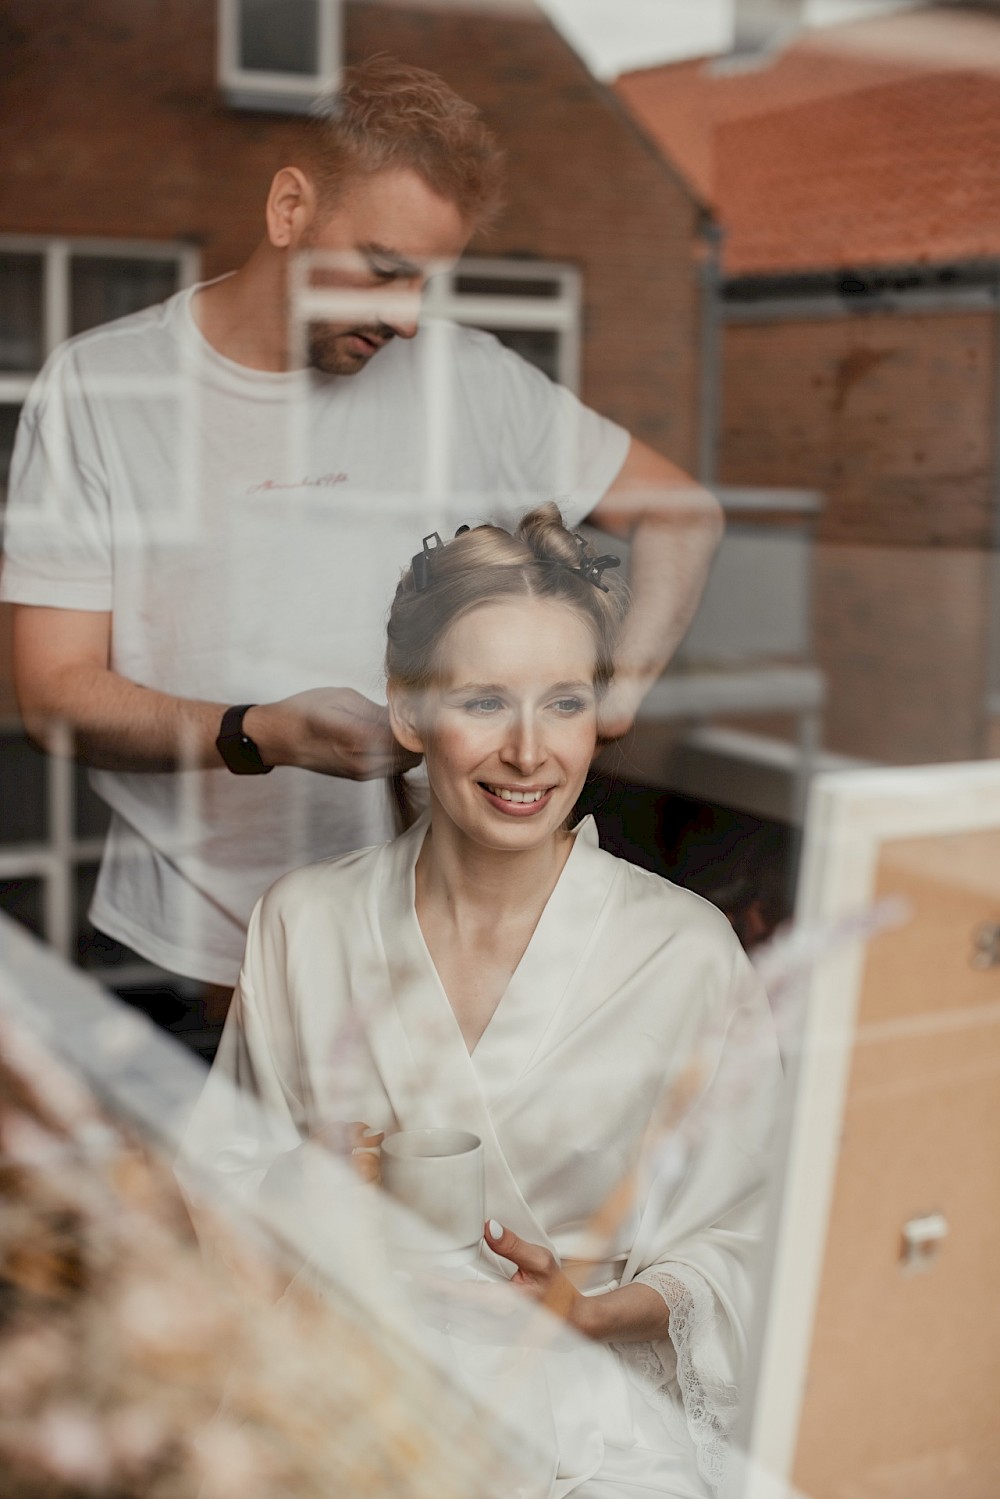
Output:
(592, 841), (766, 1025)
(586, 824), (742, 950)
(258, 838), (391, 919)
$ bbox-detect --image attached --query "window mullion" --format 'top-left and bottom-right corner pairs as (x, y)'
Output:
(43, 239), (71, 353)
(558, 271), (582, 393)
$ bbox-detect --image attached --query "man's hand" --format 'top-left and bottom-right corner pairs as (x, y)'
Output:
(585, 436), (724, 737)
(595, 673), (648, 744)
(12, 607), (421, 780)
(231, 689), (422, 780)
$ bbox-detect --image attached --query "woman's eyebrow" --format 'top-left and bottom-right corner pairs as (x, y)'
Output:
(445, 680), (593, 695)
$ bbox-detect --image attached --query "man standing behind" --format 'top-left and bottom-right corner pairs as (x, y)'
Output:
(1, 58), (722, 1014)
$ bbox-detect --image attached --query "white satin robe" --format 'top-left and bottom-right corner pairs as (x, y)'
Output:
(183, 815), (781, 1498)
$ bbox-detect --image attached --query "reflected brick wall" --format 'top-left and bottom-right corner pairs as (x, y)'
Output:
(0, 0), (703, 460)
(0, 0), (705, 713)
(721, 313), (995, 550)
(720, 309), (997, 761)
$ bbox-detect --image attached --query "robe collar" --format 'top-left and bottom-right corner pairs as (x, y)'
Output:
(365, 813), (617, 1247)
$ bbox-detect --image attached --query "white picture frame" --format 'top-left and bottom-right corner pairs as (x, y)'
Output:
(736, 759), (1000, 1497)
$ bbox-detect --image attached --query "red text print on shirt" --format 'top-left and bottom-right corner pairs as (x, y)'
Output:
(247, 473), (348, 496)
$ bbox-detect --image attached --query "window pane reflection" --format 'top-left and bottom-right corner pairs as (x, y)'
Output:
(487, 327), (560, 383)
(0, 254), (43, 371)
(0, 877), (44, 940)
(70, 256), (180, 336)
(74, 760), (111, 840)
(0, 731), (46, 845)
(238, 0), (319, 75)
(0, 404), (22, 502)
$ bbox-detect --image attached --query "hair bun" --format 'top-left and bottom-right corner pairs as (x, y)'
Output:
(516, 501), (587, 569)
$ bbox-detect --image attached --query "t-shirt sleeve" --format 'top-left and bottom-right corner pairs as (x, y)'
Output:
(0, 351), (113, 611)
(492, 342), (630, 531)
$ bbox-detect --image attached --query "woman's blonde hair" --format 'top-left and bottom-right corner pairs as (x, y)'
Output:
(386, 502), (629, 694)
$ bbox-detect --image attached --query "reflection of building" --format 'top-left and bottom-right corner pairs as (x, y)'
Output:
(617, 2), (1000, 767)
(0, 0), (710, 990)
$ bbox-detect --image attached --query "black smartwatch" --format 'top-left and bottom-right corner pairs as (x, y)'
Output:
(216, 704), (273, 775)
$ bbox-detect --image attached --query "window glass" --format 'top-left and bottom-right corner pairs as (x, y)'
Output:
(0, 404), (22, 504)
(454, 273), (562, 300)
(74, 762), (112, 840)
(486, 327), (560, 383)
(452, 267), (571, 382)
(0, 877), (44, 939)
(0, 732), (46, 845)
(238, 0), (319, 75)
(70, 256), (181, 336)
(0, 253), (44, 371)
(75, 864), (136, 968)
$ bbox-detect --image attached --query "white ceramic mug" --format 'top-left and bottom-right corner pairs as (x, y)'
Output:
(381, 1127), (485, 1258)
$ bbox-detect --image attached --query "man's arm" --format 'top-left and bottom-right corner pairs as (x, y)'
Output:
(584, 437), (724, 738)
(12, 605), (416, 777)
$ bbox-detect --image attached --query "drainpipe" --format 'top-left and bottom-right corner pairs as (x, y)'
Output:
(984, 267), (1000, 755)
(698, 217), (725, 488)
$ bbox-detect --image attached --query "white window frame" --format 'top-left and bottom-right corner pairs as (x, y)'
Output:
(1, 248), (577, 985)
(430, 257), (583, 393)
(289, 253), (582, 392)
(0, 235), (199, 985)
(0, 233), (199, 408)
(218, 0), (341, 113)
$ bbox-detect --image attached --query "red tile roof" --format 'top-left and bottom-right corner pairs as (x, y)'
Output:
(615, 6), (1000, 276)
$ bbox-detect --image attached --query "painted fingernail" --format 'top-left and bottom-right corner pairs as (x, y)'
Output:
(487, 1218), (503, 1241)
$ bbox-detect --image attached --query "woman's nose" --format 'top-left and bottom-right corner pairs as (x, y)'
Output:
(502, 713), (543, 773)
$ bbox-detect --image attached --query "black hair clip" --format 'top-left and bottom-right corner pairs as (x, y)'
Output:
(576, 551), (621, 592)
(411, 532), (444, 592)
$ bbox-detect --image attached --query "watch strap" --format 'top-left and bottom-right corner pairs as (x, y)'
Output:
(216, 703), (273, 775)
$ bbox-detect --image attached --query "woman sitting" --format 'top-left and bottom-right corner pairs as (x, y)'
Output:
(184, 504), (781, 1498)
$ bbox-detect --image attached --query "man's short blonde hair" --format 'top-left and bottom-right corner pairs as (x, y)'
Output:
(297, 56), (505, 233)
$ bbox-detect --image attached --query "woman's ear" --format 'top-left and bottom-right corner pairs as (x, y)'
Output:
(266, 166), (316, 250)
(387, 683), (425, 755)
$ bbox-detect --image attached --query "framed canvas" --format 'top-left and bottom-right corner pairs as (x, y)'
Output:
(738, 761), (1000, 1499)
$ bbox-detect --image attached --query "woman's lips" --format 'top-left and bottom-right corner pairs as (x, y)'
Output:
(478, 782), (556, 816)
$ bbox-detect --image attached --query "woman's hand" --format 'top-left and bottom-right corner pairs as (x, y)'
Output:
(484, 1219), (593, 1335)
(484, 1220), (672, 1344)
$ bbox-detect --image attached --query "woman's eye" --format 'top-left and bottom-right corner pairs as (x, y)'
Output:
(552, 697), (586, 715)
(466, 697), (503, 714)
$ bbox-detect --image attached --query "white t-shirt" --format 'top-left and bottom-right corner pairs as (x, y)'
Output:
(0, 286), (629, 984)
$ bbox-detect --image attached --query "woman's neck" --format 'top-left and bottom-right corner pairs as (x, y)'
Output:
(415, 816), (575, 928)
(412, 810), (578, 1054)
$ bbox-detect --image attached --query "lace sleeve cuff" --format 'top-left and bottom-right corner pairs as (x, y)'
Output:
(616, 1263), (739, 1491)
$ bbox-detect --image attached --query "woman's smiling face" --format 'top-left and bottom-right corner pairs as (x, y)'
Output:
(391, 596), (600, 853)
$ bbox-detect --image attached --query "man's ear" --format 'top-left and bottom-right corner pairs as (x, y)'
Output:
(266, 167), (316, 250)
(387, 683), (425, 755)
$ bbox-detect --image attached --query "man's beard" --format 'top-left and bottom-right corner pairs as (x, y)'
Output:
(307, 324), (395, 376)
